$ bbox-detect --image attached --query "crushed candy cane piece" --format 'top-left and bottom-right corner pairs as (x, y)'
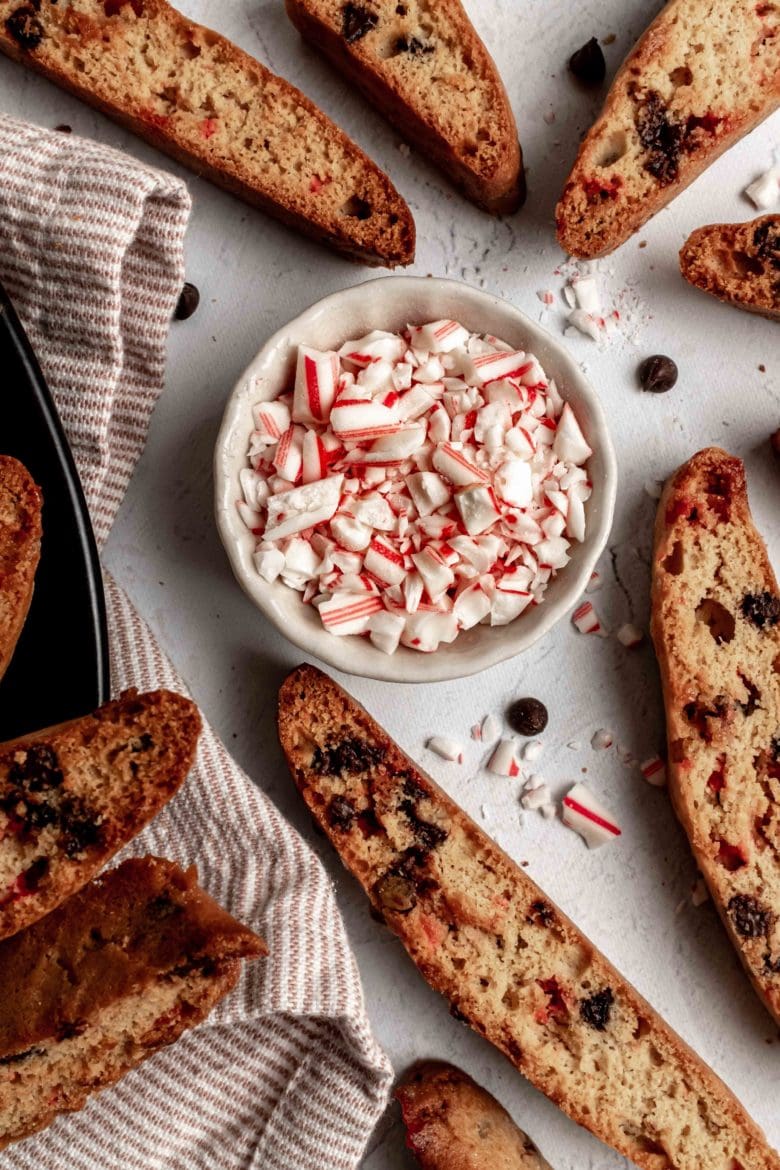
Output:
(541, 803), (557, 820)
(562, 783), (622, 848)
(572, 601), (605, 635)
(522, 782), (552, 811)
(617, 623), (644, 648)
(488, 739), (521, 777)
(616, 743), (636, 767)
(591, 728), (613, 751)
(640, 756), (667, 787)
(744, 164), (780, 210)
(522, 740), (544, 762)
(585, 570), (602, 593)
(427, 736), (464, 762)
(481, 713), (500, 742)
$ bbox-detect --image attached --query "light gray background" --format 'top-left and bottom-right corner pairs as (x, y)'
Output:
(1, 2), (778, 1166)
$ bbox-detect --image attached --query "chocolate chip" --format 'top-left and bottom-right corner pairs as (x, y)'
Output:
(741, 591), (780, 629)
(394, 34), (434, 55)
(728, 894), (771, 938)
(527, 899), (555, 927)
(374, 872), (416, 913)
(5, 6), (43, 49)
(0, 1046), (46, 1066)
(580, 987), (614, 1031)
(341, 1), (377, 42)
(754, 221), (780, 270)
(23, 856), (49, 891)
(507, 697), (548, 736)
(568, 37), (606, 85)
(638, 354), (678, 394)
(770, 429), (780, 461)
(7, 745), (63, 792)
(174, 281), (200, 321)
(327, 795), (356, 830)
(771, 736), (780, 762)
(55, 124), (72, 133)
(311, 738), (384, 776)
(58, 797), (102, 857)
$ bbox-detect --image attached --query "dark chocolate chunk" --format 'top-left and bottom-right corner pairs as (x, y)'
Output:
(635, 91), (684, 184)
(527, 899), (555, 927)
(327, 795), (356, 831)
(568, 37), (606, 85)
(580, 987), (614, 1031)
(728, 894), (771, 938)
(23, 856), (49, 891)
(638, 354), (678, 394)
(754, 221), (780, 270)
(0, 1046), (46, 1066)
(5, 6), (43, 49)
(7, 744), (63, 792)
(174, 281), (200, 320)
(374, 871), (416, 914)
(507, 697), (548, 736)
(58, 797), (102, 858)
(342, 1), (377, 43)
(394, 34), (434, 55)
(741, 591), (780, 629)
(311, 737), (384, 776)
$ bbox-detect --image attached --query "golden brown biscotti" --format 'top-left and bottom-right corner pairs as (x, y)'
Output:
(0, 456), (42, 684)
(0, 688), (201, 940)
(679, 215), (780, 321)
(285, 0), (524, 214)
(278, 664), (780, 1170)
(0, 0), (415, 267)
(556, 0), (780, 258)
(396, 1062), (553, 1170)
(651, 448), (780, 1025)
(0, 855), (265, 1149)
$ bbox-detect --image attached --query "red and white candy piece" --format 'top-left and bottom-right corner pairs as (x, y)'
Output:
(253, 546), (285, 583)
(411, 320), (471, 354)
(400, 611), (458, 652)
(338, 329), (406, 367)
(330, 397), (400, 440)
(318, 590), (384, 635)
(432, 442), (490, 487)
(293, 346), (339, 425)
(522, 740), (544, 762)
(368, 610), (405, 655)
(427, 736), (464, 763)
(264, 475), (344, 541)
(273, 424), (305, 484)
(591, 728), (614, 751)
(487, 739), (521, 777)
(640, 756), (667, 788)
(453, 582), (491, 629)
(364, 537), (407, 586)
(571, 600), (606, 635)
(616, 623), (644, 648)
(554, 403), (592, 464)
(406, 471), (451, 516)
(562, 783), (622, 849)
(463, 349), (531, 386)
(455, 484), (501, 536)
(252, 398), (291, 443)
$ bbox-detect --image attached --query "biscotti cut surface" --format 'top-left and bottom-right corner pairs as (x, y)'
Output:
(0, 856), (265, 1149)
(0, 688), (201, 940)
(556, 0), (780, 258)
(0, 0), (415, 267)
(278, 664), (780, 1170)
(651, 448), (780, 1026)
(0, 456), (42, 684)
(396, 1062), (553, 1170)
(285, 0), (524, 214)
(679, 215), (780, 320)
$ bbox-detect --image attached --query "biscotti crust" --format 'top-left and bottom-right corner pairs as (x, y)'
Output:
(0, 456), (42, 684)
(679, 216), (780, 321)
(0, 0), (415, 267)
(556, 0), (780, 258)
(651, 448), (780, 1025)
(0, 688), (201, 940)
(285, 0), (524, 215)
(279, 664), (779, 1170)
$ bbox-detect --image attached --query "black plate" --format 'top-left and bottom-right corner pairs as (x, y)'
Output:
(0, 282), (110, 739)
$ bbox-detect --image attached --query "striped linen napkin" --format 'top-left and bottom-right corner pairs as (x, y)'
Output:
(0, 113), (392, 1170)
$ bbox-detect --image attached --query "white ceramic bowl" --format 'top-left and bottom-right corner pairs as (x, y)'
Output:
(215, 276), (617, 683)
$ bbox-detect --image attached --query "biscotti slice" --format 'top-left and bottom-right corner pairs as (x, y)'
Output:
(278, 664), (780, 1170)
(396, 1062), (553, 1169)
(679, 215), (780, 321)
(0, 855), (265, 1149)
(0, 0), (415, 267)
(651, 448), (780, 1025)
(285, 0), (524, 214)
(556, 0), (780, 258)
(0, 688), (201, 940)
(0, 456), (42, 684)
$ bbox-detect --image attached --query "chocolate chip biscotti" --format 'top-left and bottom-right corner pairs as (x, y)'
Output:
(285, 0), (524, 214)
(679, 215), (780, 321)
(0, 0), (415, 267)
(651, 448), (780, 1025)
(0, 856), (265, 1149)
(0, 689), (200, 940)
(0, 456), (42, 684)
(278, 664), (780, 1170)
(556, 0), (780, 258)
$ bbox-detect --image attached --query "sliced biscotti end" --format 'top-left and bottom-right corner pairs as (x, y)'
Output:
(651, 448), (780, 1026)
(679, 215), (780, 321)
(0, 856), (265, 1150)
(0, 0), (415, 268)
(280, 664), (780, 1170)
(0, 689), (202, 941)
(556, 2), (780, 258)
(285, 0), (523, 215)
(396, 1062), (553, 1170)
(0, 456), (42, 683)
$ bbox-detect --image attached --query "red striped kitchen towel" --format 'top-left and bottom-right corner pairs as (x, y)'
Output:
(0, 113), (392, 1169)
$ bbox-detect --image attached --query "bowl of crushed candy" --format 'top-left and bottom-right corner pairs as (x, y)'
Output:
(214, 276), (617, 683)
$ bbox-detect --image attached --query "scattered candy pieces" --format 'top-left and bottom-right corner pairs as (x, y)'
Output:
(644, 478), (664, 500)
(744, 164), (780, 210)
(572, 600), (606, 635)
(522, 740), (544, 762)
(640, 756), (667, 787)
(585, 569), (602, 592)
(427, 736), (464, 763)
(522, 782), (552, 811)
(562, 783), (622, 849)
(488, 739), (522, 777)
(616, 623), (644, 648)
(481, 713), (500, 743)
(591, 728), (613, 750)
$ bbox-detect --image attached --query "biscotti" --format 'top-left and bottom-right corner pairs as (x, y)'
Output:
(278, 664), (780, 1170)
(651, 448), (780, 1025)
(0, 456), (42, 683)
(0, 0), (415, 267)
(0, 688), (200, 940)
(556, 0), (780, 258)
(285, 0), (524, 214)
(0, 855), (265, 1149)
(396, 1062), (553, 1170)
(679, 215), (780, 321)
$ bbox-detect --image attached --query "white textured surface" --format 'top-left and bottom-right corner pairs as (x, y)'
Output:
(1, 1), (778, 1166)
